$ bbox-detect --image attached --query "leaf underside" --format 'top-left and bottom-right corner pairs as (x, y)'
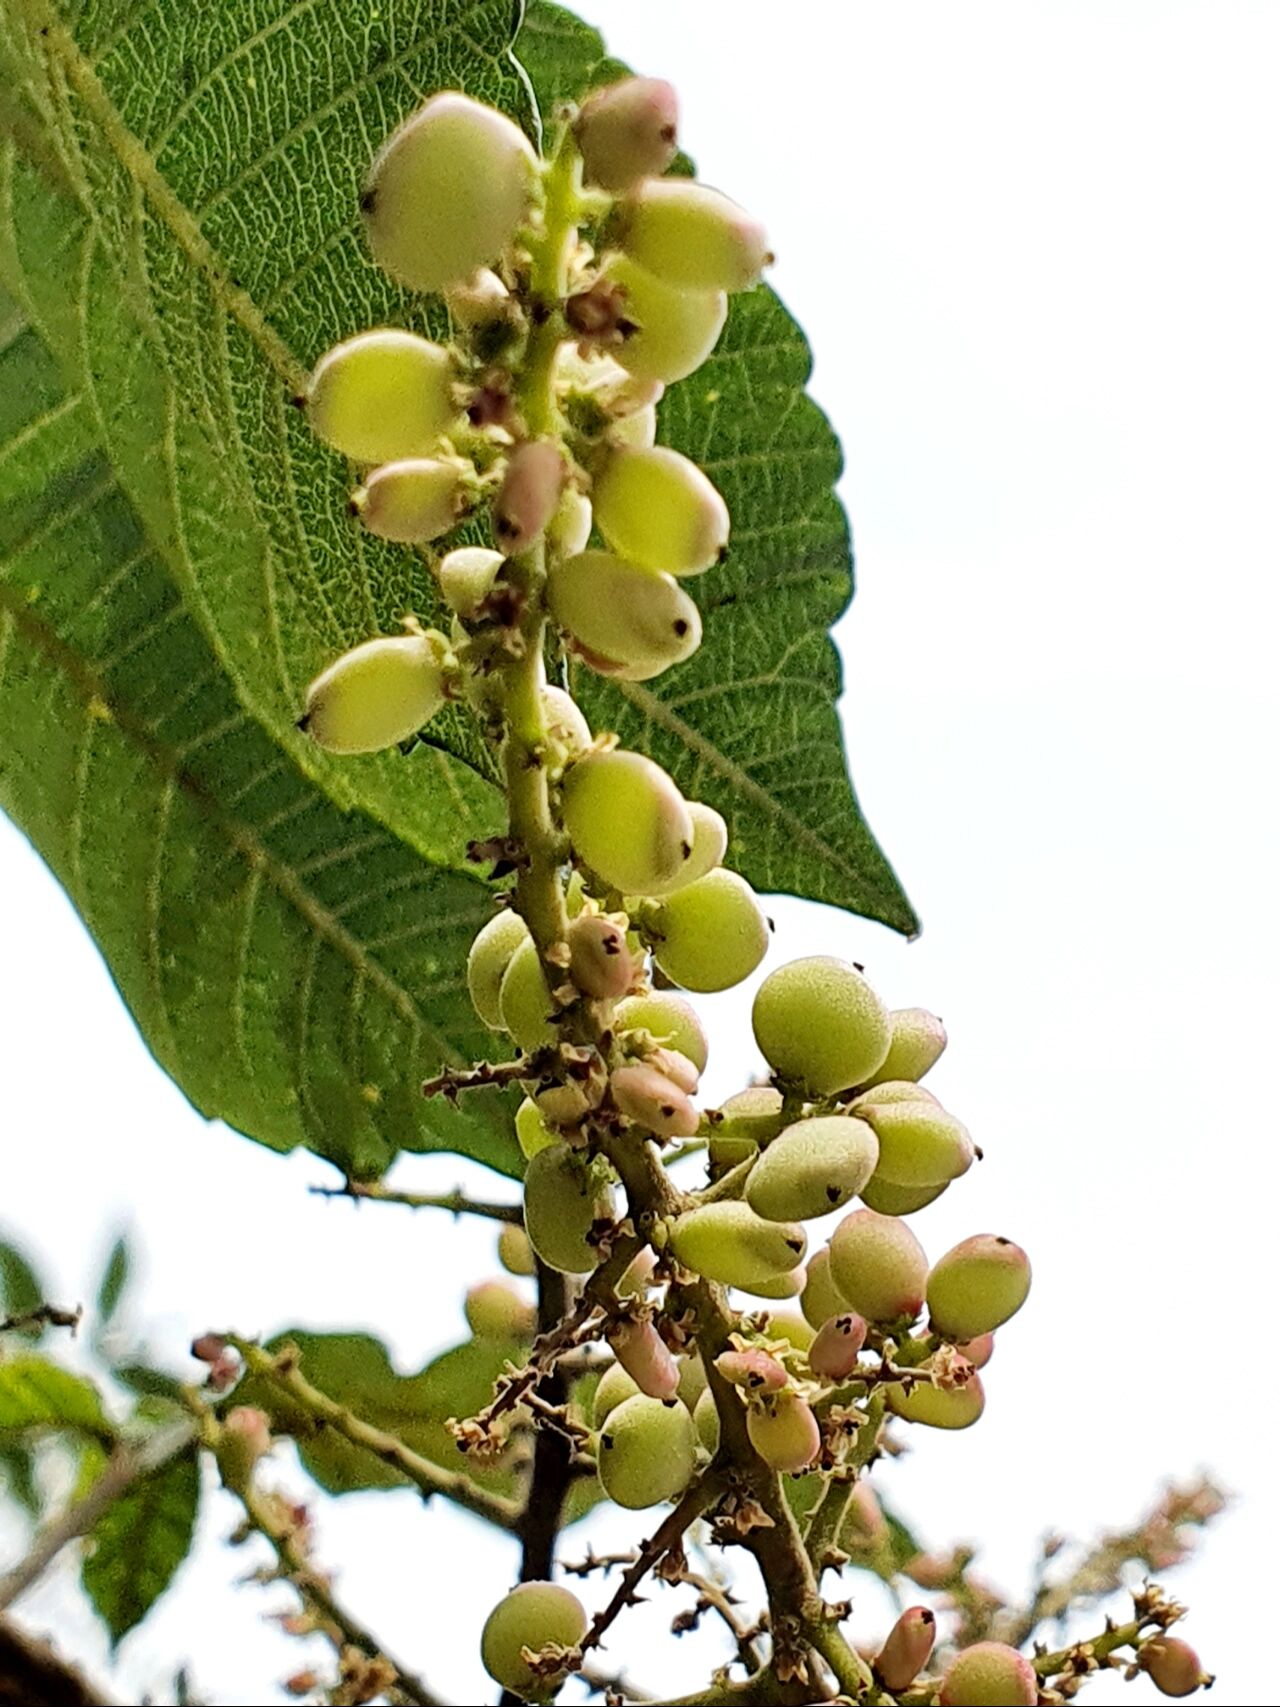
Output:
(0, 0), (914, 1180)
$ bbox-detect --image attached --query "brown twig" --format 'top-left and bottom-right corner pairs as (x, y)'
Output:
(580, 1477), (722, 1659)
(306, 1179), (521, 1221)
(0, 1302), (82, 1335)
(421, 1056), (540, 1100)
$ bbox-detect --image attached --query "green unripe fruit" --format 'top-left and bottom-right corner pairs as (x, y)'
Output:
(752, 957), (891, 1096)
(829, 1209), (928, 1322)
(938, 1641), (1035, 1705)
(610, 1062), (700, 1139)
(875, 1607), (937, 1693)
(1139, 1637), (1208, 1698)
(549, 489), (594, 558)
(541, 685), (592, 762)
(620, 180), (770, 294)
(444, 267), (510, 328)
(575, 77), (679, 192)
(601, 254), (728, 386)
(499, 938), (559, 1052)
(522, 1143), (615, 1275)
(800, 1247), (853, 1331)
(926, 1235), (1031, 1340)
(853, 1099), (975, 1188)
(608, 400), (658, 450)
(861, 1008), (948, 1087)
(593, 447), (730, 577)
(549, 550), (701, 680)
(353, 458), (465, 543)
(807, 1311), (869, 1382)
(497, 1222), (537, 1277)
(859, 1172), (948, 1217)
(839, 1479), (888, 1552)
(306, 331), (456, 466)
(745, 1115), (879, 1223)
(562, 750), (693, 895)
(693, 1387), (721, 1455)
(465, 1280), (535, 1341)
(592, 1361), (642, 1427)
(567, 913), (636, 1000)
(535, 1070), (603, 1129)
(888, 1367), (985, 1431)
(675, 1354), (708, 1411)
(515, 1096), (558, 1160)
(301, 631), (446, 754)
(644, 802), (728, 896)
(710, 1084), (784, 1172)
(597, 1394), (696, 1509)
(614, 992), (708, 1073)
(608, 1318), (680, 1400)
(466, 911), (530, 1031)
(218, 1406), (271, 1493)
(668, 1201), (806, 1289)
(493, 440), (564, 555)
(715, 1348), (787, 1393)
(649, 870), (768, 993)
(766, 1313), (816, 1352)
(746, 1392), (820, 1473)
(480, 1581), (587, 1700)
(438, 546), (504, 618)
(363, 93), (536, 293)
(737, 1267), (804, 1301)
(853, 1080), (941, 1109)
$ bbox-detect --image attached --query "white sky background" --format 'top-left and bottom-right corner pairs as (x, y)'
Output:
(2, 1), (1278, 1702)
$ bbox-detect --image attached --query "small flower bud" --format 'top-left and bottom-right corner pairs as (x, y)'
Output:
(1139, 1637), (1211, 1698)
(438, 546), (505, 618)
(493, 440), (564, 554)
(610, 1062), (699, 1139)
(608, 1318), (681, 1400)
(875, 1606), (936, 1692)
(714, 1347), (788, 1392)
(647, 1046), (700, 1095)
(548, 489), (594, 558)
(219, 1406), (271, 1492)
(190, 1333), (228, 1364)
(575, 78), (679, 192)
(807, 1312), (869, 1381)
(568, 912), (637, 999)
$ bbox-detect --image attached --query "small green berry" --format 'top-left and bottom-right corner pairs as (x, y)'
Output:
(752, 957), (891, 1096)
(597, 1393), (696, 1509)
(480, 1581), (587, 1700)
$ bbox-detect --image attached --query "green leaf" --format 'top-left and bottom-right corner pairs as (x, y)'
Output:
(517, 3), (916, 932)
(0, 1238), (44, 1337)
(0, 0), (517, 872)
(81, 1445), (200, 1643)
(95, 1234), (130, 1327)
(0, 293), (520, 1179)
(0, 1355), (114, 1441)
(236, 1329), (600, 1524)
(0, 1443), (39, 1514)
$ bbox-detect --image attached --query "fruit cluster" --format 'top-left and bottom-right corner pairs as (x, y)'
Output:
(294, 67), (1208, 1707)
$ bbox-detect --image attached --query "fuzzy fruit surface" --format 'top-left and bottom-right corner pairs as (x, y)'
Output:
(498, 936), (558, 1052)
(650, 869), (768, 993)
(598, 1394), (696, 1508)
(853, 1097), (975, 1188)
(746, 1392), (821, 1472)
(861, 1007), (948, 1087)
(464, 1280), (534, 1341)
(927, 1235), (1031, 1340)
(745, 1114), (879, 1223)
(354, 458), (463, 544)
(600, 253), (728, 385)
(562, 750), (693, 896)
(668, 1200), (807, 1289)
(614, 991), (709, 1072)
(438, 546), (503, 618)
(807, 1311), (869, 1381)
(939, 1642), (1036, 1705)
(480, 1581), (587, 1699)
(800, 1246), (853, 1331)
(301, 633), (445, 755)
(593, 446), (730, 576)
(752, 957), (891, 1096)
(522, 1143), (614, 1275)
(307, 330), (455, 464)
(363, 92), (536, 293)
(620, 179), (770, 293)
(875, 1607), (937, 1692)
(643, 802), (728, 895)
(1139, 1637), (1207, 1698)
(575, 77), (679, 191)
(859, 1171), (948, 1217)
(829, 1208), (928, 1322)
(550, 550), (701, 679)
(888, 1368), (985, 1431)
